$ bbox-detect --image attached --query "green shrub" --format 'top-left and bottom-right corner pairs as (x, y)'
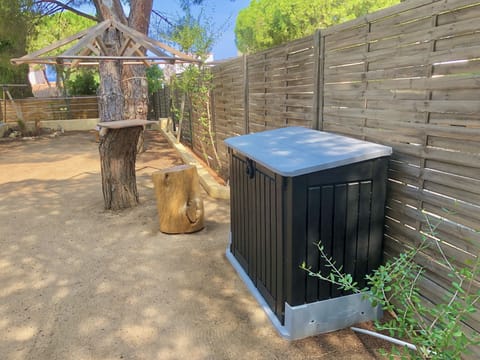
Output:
(66, 69), (99, 96)
(302, 214), (480, 359)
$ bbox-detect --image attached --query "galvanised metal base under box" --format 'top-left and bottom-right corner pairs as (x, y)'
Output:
(225, 127), (392, 340)
(226, 236), (382, 340)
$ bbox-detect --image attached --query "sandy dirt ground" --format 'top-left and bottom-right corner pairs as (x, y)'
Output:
(0, 131), (385, 360)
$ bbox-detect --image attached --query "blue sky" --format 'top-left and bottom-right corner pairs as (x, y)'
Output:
(152, 0), (251, 60)
(77, 0), (250, 60)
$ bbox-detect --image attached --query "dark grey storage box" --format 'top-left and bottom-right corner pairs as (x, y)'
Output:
(225, 127), (392, 340)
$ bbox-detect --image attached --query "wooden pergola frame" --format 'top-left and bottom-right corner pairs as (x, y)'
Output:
(10, 19), (201, 211)
(11, 19), (199, 67)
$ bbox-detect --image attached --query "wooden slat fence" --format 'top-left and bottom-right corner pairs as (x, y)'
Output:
(321, 1), (480, 349)
(247, 35), (316, 132)
(148, 87), (170, 119)
(211, 57), (246, 172)
(1, 94), (170, 123)
(322, 1), (480, 344)
(176, 0), (480, 355)
(0, 96), (98, 122)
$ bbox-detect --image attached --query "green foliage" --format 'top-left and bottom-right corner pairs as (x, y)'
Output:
(301, 215), (480, 359)
(146, 65), (164, 94)
(163, 8), (216, 61)
(66, 69), (99, 95)
(0, 0), (34, 97)
(27, 11), (95, 54)
(156, 2), (222, 168)
(235, 0), (401, 53)
(28, 11), (95, 94)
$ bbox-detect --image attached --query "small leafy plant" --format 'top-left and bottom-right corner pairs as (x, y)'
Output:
(301, 214), (480, 359)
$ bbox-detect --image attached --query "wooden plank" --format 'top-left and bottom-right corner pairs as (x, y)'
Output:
(436, 31), (480, 51)
(369, 9), (433, 38)
(326, 41), (432, 67)
(324, 26), (368, 50)
(425, 147), (480, 168)
(429, 112), (480, 128)
(426, 159), (479, 180)
(422, 168), (480, 196)
(366, 99), (480, 114)
(323, 106), (425, 122)
(365, 65), (432, 81)
(428, 136), (479, 154)
(432, 88), (480, 101)
(368, 16), (480, 45)
(13, 20), (110, 63)
(366, 74), (480, 91)
(433, 58), (480, 76)
(423, 204), (480, 246)
(437, 2), (480, 25)
(321, 0), (436, 36)
(425, 181), (480, 206)
(98, 120), (155, 128)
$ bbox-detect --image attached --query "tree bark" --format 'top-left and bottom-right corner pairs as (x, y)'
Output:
(123, 64), (149, 153)
(152, 165), (204, 234)
(123, 0), (153, 153)
(100, 126), (143, 210)
(97, 18), (138, 210)
(98, 60), (123, 122)
(94, 0), (154, 210)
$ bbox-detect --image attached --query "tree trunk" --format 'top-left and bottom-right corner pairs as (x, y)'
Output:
(100, 126), (143, 210)
(152, 165), (204, 234)
(97, 25), (140, 210)
(123, 0), (153, 153)
(123, 64), (149, 153)
(94, 0), (154, 210)
(98, 60), (123, 122)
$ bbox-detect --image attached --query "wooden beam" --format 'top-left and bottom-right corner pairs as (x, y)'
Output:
(112, 20), (198, 62)
(71, 47), (96, 68)
(86, 44), (100, 56)
(123, 42), (142, 57)
(56, 55), (181, 61)
(119, 38), (132, 56)
(134, 48), (152, 67)
(94, 37), (108, 56)
(11, 20), (111, 64)
(121, 31), (169, 58)
(62, 21), (111, 56)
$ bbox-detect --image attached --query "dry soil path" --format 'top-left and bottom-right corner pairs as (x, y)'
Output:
(0, 131), (383, 360)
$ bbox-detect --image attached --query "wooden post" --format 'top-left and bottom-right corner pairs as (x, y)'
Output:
(313, 29), (324, 131)
(243, 54), (249, 134)
(152, 164), (204, 234)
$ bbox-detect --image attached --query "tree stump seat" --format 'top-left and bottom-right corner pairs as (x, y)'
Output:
(152, 164), (205, 234)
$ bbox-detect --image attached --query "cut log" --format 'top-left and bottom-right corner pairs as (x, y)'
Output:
(152, 165), (204, 234)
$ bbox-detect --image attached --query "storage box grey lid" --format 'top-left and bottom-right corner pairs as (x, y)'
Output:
(225, 127), (392, 177)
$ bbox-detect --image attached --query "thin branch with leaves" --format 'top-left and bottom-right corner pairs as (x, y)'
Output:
(301, 213), (480, 359)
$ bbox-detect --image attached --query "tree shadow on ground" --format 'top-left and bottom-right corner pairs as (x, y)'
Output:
(0, 131), (382, 360)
